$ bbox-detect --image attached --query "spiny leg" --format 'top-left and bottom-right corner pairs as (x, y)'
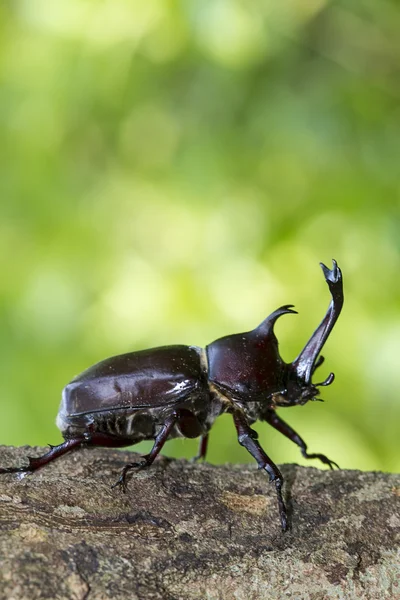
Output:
(191, 434), (209, 462)
(265, 409), (339, 469)
(0, 437), (85, 476)
(232, 409), (287, 531)
(112, 409), (203, 491)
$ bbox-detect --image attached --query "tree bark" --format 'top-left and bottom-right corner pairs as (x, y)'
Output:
(0, 445), (399, 600)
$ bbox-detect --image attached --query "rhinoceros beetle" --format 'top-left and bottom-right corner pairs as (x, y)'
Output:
(0, 260), (343, 531)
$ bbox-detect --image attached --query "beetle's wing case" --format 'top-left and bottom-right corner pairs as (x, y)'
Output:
(58, 345), (207, 428)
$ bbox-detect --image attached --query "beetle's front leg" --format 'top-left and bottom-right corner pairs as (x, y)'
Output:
(232, 409), (287, 531)
(265, 409), (339, 469)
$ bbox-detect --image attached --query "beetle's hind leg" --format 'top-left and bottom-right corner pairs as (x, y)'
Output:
(265, 409), (339, 469)
(0, 437), (85, 478)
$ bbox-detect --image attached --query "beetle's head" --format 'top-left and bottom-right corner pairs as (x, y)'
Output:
(267, 260), (343, 408)
(206, 261), (343, 408)
(272, 363), (335, 407)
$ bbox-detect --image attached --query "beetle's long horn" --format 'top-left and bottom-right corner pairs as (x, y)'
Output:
(291, 260), (343, 384)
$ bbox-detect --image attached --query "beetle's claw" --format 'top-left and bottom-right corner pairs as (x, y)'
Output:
(326, 458), (340, 470)
(321, 456), (339, 470)
(111, 460), (149, 492)
(111, 468), (132, 492)
(190, 454), (203, 463)
(0, 466), (31, 475)
(0, 459), (34, 475)
(303, 451), (339, 470)
(111, 475), (127, 493)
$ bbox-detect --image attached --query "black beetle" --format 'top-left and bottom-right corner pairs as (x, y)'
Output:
(0, 260), (343, 531)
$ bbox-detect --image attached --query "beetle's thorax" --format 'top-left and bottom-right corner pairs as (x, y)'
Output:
(204, 299), (336, 410)
(205, 319), (287, 404)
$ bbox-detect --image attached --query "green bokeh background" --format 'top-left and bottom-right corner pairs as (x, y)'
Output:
(1, 1), (399, 473)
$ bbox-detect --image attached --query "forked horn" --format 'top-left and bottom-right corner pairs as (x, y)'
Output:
(291, 260), (343, 384)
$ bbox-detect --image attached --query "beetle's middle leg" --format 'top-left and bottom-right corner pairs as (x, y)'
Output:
(264, 409), (339, 469)
(191, 434), (209, 462)
(232, 409), (288, 531)
(112, 409), (204, 491)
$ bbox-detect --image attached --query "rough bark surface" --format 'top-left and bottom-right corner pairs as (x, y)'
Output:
(0, 445), (399, 600)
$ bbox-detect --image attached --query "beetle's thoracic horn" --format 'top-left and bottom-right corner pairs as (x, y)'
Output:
(255, 304), (297, 336)
(291, 260), (343, 384)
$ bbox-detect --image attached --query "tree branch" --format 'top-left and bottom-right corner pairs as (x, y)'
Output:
(0, 445), (399, 600)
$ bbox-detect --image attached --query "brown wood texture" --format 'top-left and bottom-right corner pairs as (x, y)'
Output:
(0, 445), (399, 600)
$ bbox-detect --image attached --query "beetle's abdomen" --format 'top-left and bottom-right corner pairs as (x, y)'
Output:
(85, 408), (157, 442)
(57, 345), (208, 437)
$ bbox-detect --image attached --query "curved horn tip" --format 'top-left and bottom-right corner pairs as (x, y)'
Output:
(280, 304), (298, 314)
(319, 259), (341, 284)
(266, 305), (298, 319)
(256, 305), (298, 332)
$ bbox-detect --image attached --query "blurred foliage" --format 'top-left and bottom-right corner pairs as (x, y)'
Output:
(0, 0), (399, 473)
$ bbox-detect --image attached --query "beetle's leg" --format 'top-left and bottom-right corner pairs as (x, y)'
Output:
(0, 437), (85, 477)
(112, 408), (205, 491)
(265, 409), (339, 469)
(113, 409), (204, 491)
(232, 409), (287, 531)
(191, 434), (209, 462)
(112, 410), (180, 491)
